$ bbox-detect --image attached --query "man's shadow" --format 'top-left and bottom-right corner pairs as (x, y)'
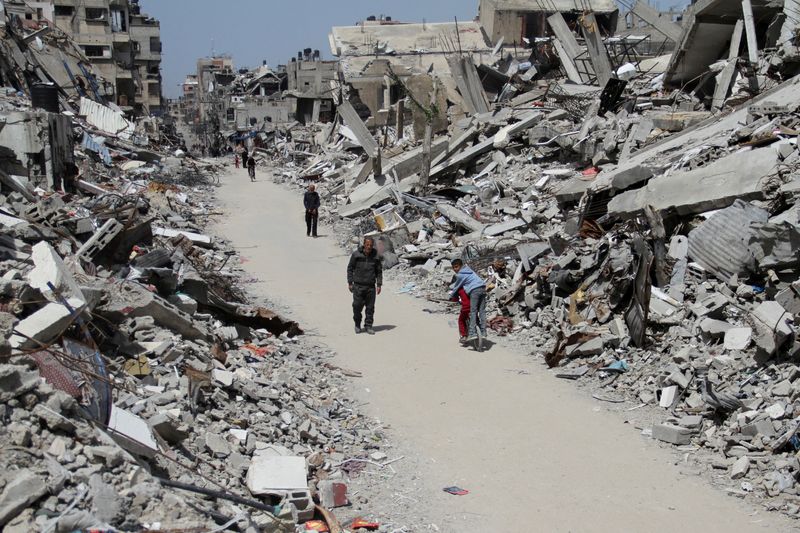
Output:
(372, 325), (396, 332)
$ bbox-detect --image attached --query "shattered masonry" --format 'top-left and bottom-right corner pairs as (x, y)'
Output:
(4, 0), (800, 531)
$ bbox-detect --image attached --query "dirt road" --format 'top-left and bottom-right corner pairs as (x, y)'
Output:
(215, 167), (793, 532)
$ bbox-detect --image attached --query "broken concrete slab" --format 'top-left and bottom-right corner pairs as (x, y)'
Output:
(687, 200), (769, 282)
(153, 227), (212, 248)
(0, 470), (47, 527)
(246, 455), (307, 494)
(107, 406), (158, 458)
(436, 203), (485, 233)
(9, 298), (85, 350)
(28, 241), (87, 306)
(652, 423), (693, 445)
(608, 148), (778, 218)
(98, 282), (208, 340)
(724, 327), (753, 351)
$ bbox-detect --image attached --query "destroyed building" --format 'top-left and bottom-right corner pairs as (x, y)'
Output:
(29, 0), (165, 114)
(286, 49), (338, 124)
(234, 0), (800, 524)
(330, 17), (493, 126)
(479, 0), (619, 44)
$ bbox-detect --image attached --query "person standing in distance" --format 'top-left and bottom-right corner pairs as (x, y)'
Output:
(303, 184), (320, 237)
(347, 237), (382, 335)
(247, 153), (256, 182)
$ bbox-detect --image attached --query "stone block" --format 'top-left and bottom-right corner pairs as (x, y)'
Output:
(318, 480), (348, 508)
(731, 456), (751, 479)
(9, 298), (85, 350)
(652, 423), (693, 445)
(149, 413), (188, 444)
(246, 455), (307, 494)
(724, 327), (752, 351)
(28, 242), (86, 306)
(107, 406), (158, 457)
(698, 318), (733, 340)
(0, 470), (47, 527)
(212, 369), (235, 387)
(76, 219), (123, 263)
(659, 385), (678, 408)
(205, 433), (230, 457)
(98, 282), (207, 340)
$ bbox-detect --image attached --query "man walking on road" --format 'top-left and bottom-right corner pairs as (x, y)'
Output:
(303, 184), (320, 237)
(247, 154), (256, 182)
(449, 259), (487, 350)
(347, 236), (382, 335)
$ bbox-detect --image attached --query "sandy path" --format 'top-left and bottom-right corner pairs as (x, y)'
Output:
(214, 166), (794, 532)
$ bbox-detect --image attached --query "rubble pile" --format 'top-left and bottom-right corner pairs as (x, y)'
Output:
(255, 4), (800, 520)
(0, 18), (404, 530)
(0, 111), (405, 531)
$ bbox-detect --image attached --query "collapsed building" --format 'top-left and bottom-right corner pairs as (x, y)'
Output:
(3, 0), (164, 114)
(0, 3), (411, 532)
(245, 0), (800, 522)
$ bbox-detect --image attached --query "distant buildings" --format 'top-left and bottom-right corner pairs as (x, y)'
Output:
(39, 0), (164, 114)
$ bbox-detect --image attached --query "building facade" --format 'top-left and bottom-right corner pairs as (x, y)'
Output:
(47, 0), (163, 115)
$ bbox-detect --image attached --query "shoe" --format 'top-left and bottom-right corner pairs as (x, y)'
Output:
(465, 336), (478, 343)
(366, 327), (375, 335)
(355, 325), (362, 334)
(459, 336), (468, 344)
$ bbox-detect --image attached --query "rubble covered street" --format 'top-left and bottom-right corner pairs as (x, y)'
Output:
(3, 0), (800, 531)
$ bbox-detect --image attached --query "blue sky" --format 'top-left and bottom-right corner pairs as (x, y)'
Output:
(140, 1), (479, 98)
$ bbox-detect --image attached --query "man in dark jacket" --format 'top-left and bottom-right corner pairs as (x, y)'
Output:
(303, 184), (321, 237)
(347, 236), (382, 335)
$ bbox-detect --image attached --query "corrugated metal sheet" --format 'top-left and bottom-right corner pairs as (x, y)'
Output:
(687, 199), (768, 281)
(79, 97), (134, 140)
(81, 132), (112, 165)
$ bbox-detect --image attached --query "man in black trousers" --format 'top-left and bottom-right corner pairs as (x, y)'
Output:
(303, 184), (320, 237)
(347, 236), (382, 335)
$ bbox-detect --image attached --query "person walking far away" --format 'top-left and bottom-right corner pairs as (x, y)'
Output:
(241, 151), (248, 170)
(304, 184), (320, 237)
(347, 236), (382, 335)
(247, 154), (256, 182)
(449, 258), (487, 351)
(234, 153), (240, 168)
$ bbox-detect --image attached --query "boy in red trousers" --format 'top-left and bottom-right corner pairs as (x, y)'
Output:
(451, 286), (471, 344)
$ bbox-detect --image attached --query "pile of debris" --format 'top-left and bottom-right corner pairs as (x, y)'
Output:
(257, 3), (800, 520)
(0, 54), (415, 533)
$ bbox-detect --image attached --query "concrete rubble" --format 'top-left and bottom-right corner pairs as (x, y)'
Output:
(5, 0), (800, 529)
(0, 5), (407, 533)
(229, 1), (800, 523)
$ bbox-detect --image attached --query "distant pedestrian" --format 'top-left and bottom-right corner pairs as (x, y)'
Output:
(241, 151), (248, 169)
(247, 154), (256, 182)
(234, 154), (240, 168)
(303, 184), (320, 237)
(449, 259), (487, 349)
(347, 236), (382, 335)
